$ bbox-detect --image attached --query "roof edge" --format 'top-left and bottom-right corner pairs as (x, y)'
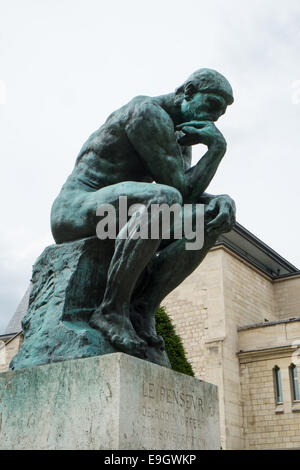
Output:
(233, 223), (299, 272)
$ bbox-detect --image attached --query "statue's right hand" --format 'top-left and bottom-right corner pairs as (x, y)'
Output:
(176, 121), (226, 151)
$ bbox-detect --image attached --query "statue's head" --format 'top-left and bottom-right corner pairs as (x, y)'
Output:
(175, 68), (234, 122)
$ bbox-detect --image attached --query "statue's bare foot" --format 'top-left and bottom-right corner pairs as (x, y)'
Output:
(89, 308), (147, 358)
(130, 303), (165, 350)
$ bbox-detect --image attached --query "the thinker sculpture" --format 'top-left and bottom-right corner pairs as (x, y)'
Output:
(11, 68), (236, 370)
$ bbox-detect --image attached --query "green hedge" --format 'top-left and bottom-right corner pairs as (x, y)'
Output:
(155, 306), (194, 377)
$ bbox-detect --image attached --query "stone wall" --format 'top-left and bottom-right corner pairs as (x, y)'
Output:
(239, 349), (300, 449)
(222, 249), (276, 327)
(274, 275), (300, 320)
(220, 249), (279, 449)
(0, 334), (23, 374)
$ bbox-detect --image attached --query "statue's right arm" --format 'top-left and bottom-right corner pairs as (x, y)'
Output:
(125, 101), (189, 199)
(176, 121), (227, 203)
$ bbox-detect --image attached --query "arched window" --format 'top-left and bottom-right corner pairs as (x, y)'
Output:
(273, 366), (283, 404)
(289, 364), (300, 402)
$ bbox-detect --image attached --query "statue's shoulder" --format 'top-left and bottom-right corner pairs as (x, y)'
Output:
(130, 95), (153, 105)
(128, 95), (170, 122)
(129, 95), (162, 113)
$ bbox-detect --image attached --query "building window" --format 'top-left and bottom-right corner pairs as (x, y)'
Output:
(273, 366), (283, 404)
(289, 364), (300, 402)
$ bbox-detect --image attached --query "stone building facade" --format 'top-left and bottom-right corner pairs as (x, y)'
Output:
(0, 333), (23, 375)
(1, 223), (300, 449)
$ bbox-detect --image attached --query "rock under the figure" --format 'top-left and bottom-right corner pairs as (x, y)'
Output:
(0, 353), (220, 450)
(10, 237), (170, 371)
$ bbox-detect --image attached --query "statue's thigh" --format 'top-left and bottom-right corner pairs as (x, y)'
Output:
(52, 182), (182, 243)
(88, 181), (182, 212)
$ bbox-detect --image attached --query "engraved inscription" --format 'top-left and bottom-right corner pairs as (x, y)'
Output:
(140, 381), (213, 448)
(142, 424), (208, 448)
(142, 382), (204, 412)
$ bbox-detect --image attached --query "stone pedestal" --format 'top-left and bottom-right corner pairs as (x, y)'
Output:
(11, 237), (170, 370)
(0, 353), (220, 450)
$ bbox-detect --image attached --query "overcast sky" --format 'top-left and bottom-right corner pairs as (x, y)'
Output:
(1, 0), (300, 333)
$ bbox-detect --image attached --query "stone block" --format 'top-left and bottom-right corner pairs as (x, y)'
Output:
(11, 237), (170, 370)
(0, 353), (220, 450)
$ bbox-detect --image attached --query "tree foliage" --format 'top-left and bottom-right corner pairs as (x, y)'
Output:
(155, 306), (194, 376)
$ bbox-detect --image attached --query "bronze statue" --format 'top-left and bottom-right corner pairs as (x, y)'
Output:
(11, 68), (236, 370)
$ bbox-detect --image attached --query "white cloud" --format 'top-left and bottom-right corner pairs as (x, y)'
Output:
(1, 0), (300, 332)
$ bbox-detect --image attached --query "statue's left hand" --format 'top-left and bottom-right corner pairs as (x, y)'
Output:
(205, 194), (236, 234)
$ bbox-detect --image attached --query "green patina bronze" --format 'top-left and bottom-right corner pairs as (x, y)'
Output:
(11, 68), (236, 370)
